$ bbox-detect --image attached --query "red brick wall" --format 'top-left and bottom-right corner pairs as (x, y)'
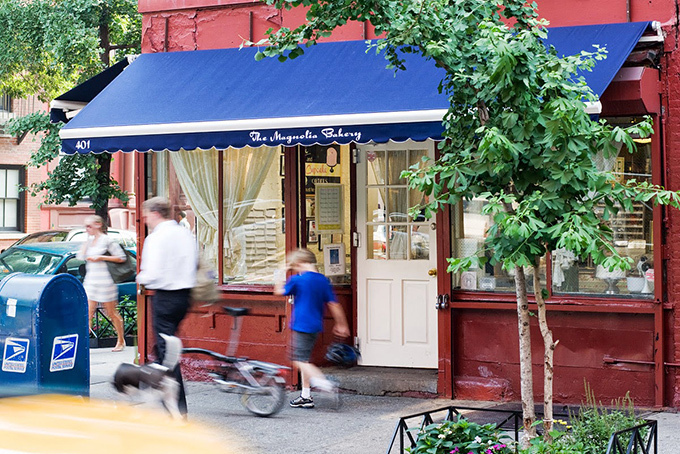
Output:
(0, 128), (46, 251)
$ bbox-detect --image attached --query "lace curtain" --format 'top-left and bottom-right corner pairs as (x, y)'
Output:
(169, 146), (277, 276)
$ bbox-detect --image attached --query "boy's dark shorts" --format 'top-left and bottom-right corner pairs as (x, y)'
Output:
(291, 331), (319, 362)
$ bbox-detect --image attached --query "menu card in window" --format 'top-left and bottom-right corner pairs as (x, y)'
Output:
(315, 183), (344, 234)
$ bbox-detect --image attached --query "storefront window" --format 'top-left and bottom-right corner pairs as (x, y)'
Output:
(146, 146), (285, 285)
(220, 146), (285, 284)
(552, 118), (653, 298)
(302, 145), (352, 284)
(450, 198), (547, 292)
(449, 117), (654, 298)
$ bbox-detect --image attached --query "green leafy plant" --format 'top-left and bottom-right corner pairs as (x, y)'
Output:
(91, 294), (137, 339)
(407, 415), (514, 454)
(568, 383), (647, 454)
(119, 294), (138, 336)
(519, 419), (584, 454)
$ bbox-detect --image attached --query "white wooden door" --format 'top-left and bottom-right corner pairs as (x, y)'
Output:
(356, 140), (438, 368)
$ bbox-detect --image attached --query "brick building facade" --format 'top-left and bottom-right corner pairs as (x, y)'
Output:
(61, 0), (680, 408)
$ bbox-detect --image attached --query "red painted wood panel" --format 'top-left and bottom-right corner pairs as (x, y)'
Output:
(453, 308), (656, 405)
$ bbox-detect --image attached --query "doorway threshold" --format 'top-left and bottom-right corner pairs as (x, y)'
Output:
(322, 366), (438, 398)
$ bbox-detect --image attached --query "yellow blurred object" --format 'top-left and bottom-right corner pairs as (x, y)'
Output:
(0, 394), (231, 454)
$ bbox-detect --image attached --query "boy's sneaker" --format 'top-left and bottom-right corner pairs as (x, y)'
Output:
(290, 395), (314, 408)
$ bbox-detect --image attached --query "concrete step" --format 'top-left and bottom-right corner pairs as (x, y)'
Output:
(322, 366), (438, 397)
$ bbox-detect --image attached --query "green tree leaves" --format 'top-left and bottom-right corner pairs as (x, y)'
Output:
(0, 0), (139, 216)
(4, 111), (128, 211)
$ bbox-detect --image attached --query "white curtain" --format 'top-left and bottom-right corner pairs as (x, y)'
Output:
(170, 146), (278, 277)
(170, 148), (220, 264)
(223, 146), (278, 277)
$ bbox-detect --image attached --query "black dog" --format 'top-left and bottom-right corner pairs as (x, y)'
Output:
(112, 334), (183, 419)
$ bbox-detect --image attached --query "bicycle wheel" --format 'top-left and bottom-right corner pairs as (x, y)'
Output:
(240, 372), (286, 417)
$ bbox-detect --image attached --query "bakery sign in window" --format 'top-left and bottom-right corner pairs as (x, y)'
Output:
(315, 183), (344, 234)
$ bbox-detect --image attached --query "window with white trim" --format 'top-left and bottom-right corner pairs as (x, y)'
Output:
(0, 166), (24, 231)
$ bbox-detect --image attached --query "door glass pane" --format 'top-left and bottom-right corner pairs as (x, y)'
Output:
(367, 224), (387, 260)
(367, 149), (385, 185)
(387, 149), (407, 184)
(387, 188), (407, 222)
(410, 224), (430, 260)
(388, 225), (408, 260)
(367, 188), (385, 222)
(365, 143), (435, 262)
(409, 149), (428, 169)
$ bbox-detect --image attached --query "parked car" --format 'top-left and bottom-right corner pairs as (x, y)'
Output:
(0, 241), (136, 303)
(7, 228), (137, 250)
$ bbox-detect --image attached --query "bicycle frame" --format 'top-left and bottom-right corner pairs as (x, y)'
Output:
(182, 306), (290, 417)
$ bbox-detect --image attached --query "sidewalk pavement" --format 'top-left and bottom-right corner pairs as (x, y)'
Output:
(90, 347), (680, 453)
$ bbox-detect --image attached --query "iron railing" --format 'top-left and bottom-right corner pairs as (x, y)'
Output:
(386, 405), (536, 454)
(387, 405), (656, 454)
(605, 420), (657, 454)
(90, 302), (137, 341)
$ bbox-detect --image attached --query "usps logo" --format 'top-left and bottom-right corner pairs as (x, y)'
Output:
(2, 337), (29, 373)
(50, 334), (78, 372)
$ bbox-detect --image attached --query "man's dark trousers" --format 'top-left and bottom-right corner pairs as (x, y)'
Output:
(151, 288), (191, 415)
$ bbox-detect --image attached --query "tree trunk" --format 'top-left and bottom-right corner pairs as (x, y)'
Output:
(95, 154), (111, 223)
(515, 265), (537, 447)
(99, 8), (111, 66)
(533, 259), (557, 441)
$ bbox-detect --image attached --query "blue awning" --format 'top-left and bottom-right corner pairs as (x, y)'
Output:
(50, 57), (133, 124)
(542, 21), (652, 97)
(59, 21), (653, 154)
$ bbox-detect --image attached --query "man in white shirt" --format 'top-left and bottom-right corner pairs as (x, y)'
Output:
(137, 196), (197, 417)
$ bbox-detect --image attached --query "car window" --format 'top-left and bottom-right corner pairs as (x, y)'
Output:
(67, 231), (87, 242)
(60, 257), (87, 282)
(20, 232), (69, 244)
(0, 249), (62, 275)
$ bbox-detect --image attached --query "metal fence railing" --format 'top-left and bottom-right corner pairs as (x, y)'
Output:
(90, 301), (137, 343)
(387, 405), (657, 454)
(606, 420), (657, 454)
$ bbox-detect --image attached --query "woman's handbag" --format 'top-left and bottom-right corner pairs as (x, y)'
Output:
(105, 250), (136, 283)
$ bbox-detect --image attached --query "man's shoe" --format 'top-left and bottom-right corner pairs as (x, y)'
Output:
(290, 395), (314, 408)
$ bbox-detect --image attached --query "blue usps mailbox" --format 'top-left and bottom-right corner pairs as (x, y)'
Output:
(0, 273), (89, 396)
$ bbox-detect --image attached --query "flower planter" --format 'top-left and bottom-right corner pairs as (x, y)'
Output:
(387, 405), (658, 454)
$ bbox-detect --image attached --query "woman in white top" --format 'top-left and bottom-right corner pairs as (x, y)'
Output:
(77, 215), (127, 352)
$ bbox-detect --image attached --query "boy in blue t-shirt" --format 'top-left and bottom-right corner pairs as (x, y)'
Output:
(275, 248), (349, 408)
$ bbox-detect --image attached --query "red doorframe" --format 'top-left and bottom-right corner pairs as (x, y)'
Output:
(434, 141), (454, 397)
(135, 151), (149, 364)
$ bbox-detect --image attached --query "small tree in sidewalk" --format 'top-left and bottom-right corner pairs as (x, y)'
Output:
(253, 0), (680, 446)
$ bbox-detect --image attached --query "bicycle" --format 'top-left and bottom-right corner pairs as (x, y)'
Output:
(182, 306), (289, 417)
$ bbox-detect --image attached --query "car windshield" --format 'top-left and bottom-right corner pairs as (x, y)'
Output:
(0, 249), (63, 275)
(20, 232), (69, 244)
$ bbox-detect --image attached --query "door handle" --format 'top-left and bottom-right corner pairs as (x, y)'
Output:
(428, 268), (437, 276)
(435, 294), (449, 310)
